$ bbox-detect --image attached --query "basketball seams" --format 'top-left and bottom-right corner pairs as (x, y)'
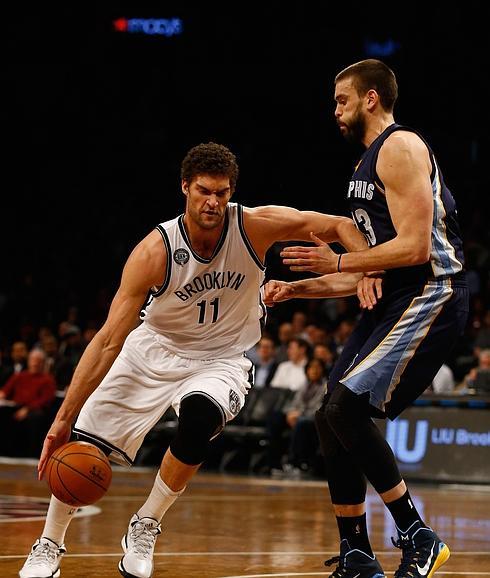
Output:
(46, 441), (112, 507)
(54, 457), (85, 506)
(49, 456), (111, 492)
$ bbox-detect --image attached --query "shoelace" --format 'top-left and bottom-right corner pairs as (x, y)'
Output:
(27, 541), (64, 566)
(129, 521), (161, 557)
(391, 537), (421, 578)
(324, 555), (348, 577)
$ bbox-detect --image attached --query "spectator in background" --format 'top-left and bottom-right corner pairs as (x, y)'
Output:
(253, 336), (278, 388)
(474, 310), (490, 357)
(313, 343), (336, 375)
(267, 358), (327, 477)
(331, 319), (355, 357)
(291, 311), (309, 340)
(430, 363), (455, 394)
(275, 321), (293, 363)
(32, 327), (55, 351)
(58, 324), (85, 370)
(0, 349), (56, 456)
(0, 340), (29, 387)
(461, 349), (490, 394)
(38, 335), (74, 392)
(270, 337), (309, 391)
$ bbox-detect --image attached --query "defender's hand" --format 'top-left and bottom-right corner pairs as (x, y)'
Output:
(263, 280), (297, 306)
(38, 419), (72, 480)
(357, 272), (384, 310)
(281, 232), (338, 274)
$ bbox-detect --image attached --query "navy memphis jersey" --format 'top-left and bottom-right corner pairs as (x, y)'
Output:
(348, 123), (465, 284)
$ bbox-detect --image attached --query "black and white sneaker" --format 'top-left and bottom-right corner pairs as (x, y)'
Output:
(118, 514), (162, 578)
(19, 537), (66, 578)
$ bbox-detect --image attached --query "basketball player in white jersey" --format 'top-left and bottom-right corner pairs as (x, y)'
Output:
(19, 142), (370, 578)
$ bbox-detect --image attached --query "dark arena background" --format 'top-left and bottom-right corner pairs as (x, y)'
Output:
(1, 3), (489, 577)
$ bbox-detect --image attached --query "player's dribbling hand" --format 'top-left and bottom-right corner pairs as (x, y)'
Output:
(38, 419), (72, 480)
(357, 272), (384, 310)
(281, 232), (337, 274)
(263, 280), (296, 306)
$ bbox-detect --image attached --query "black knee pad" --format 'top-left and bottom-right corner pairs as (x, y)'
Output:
(315, 403), (367, 505)
(170, 394), (224, 466)
(324, 384), (402, 494)
(323, 384), (370, 451)
(314, 400), (342, 458)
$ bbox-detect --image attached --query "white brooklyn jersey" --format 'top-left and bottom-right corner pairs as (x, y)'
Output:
(140, 203), (266, 359)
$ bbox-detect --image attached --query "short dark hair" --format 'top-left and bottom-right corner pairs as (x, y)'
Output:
(306, 357), (326, 376)
(181, 142), (239, 192)
(335, 59), (398, 112)
(288, 336), (312, 357)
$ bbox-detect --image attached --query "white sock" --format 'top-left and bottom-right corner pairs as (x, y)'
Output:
(137, 472), (185, 522)
(41, 495), (78, 545)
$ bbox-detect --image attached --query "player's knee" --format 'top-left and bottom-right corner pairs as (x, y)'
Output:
(324, 384), (369, 425)
(323, 385), (367, 450)
(170, 394), (224, 465)
(314, 405), (341, 458)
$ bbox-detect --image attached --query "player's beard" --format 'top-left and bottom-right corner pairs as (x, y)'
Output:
(188, 203), (225, 230)
(341, 106), (366, 144)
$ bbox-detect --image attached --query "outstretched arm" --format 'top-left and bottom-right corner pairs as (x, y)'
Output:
(38, 229), (166, 479)
(242, 205), (368, 262)
(281, 132), (433, 274)
(264, 234), (382, 309)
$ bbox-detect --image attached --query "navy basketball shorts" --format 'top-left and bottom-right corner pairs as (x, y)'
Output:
(329, 277), (469, 420)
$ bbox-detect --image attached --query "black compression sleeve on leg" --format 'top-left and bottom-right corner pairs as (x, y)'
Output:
(170, 394), (224, 466)
(315, 400), (367, 505)
(324, 384), (402, 494)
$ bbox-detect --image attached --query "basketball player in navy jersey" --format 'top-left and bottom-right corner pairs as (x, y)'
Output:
(19, 142), (372, 578)
(265, 60), (468, 578)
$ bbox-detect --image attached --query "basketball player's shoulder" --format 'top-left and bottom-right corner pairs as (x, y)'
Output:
(127, 229), (168, 276)
(242, 204), (297, 222)
(383, 129), (426, 154)
(134, 229), (167, 256)
(379, 131), (427, 168)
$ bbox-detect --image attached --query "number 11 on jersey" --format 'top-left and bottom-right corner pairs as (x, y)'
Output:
(196, 298), (220, 324)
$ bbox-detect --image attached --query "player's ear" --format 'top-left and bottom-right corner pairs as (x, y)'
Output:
(366, 89), (378, 111)
(181, 180), (189, 196)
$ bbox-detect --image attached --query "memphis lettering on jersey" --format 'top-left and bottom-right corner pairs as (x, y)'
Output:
(174, 270), (246, 301)
(348, 180), (375, 200)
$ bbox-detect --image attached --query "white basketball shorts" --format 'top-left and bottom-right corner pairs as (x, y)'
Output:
(74, 323), (252, 465)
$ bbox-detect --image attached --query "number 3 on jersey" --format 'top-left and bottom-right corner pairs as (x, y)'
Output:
(352, 208), (377, 246)
(196, 298), (220, 324)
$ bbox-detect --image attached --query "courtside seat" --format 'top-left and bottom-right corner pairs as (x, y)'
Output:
(219, 386), (295, 472)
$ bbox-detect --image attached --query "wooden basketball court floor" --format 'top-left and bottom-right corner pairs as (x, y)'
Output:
(1, 461), (489, 577)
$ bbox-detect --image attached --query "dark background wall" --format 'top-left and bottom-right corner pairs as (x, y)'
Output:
(2, 3), (488, 342)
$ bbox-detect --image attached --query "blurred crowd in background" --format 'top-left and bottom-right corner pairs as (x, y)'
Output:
(1, 233), (488, 476)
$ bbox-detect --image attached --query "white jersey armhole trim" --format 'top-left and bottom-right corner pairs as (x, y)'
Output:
(152, 225), (172, 297)
(237, 204), (266, 271)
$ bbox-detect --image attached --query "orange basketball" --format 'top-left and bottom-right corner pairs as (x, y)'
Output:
(45, 441), (112, 507)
